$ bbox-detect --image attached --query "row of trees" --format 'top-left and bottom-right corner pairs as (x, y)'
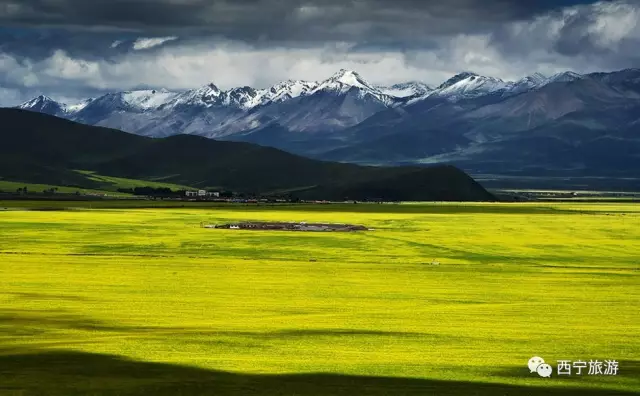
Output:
(14, 187), (65, 195)
(117, 187), (182, 198)
(7, 185), (307, 202)
(15, 187), (58, 194)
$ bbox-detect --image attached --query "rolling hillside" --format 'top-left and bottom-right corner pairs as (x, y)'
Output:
(0, 109), (494, 201)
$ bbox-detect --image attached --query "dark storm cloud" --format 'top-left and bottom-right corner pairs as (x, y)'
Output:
(552, 7), (627, 56)
(0, 28), (135, 61)
(0, 0), (610, 43)
(489, 0), (640, 70)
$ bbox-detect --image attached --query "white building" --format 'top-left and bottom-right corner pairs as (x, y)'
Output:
(186, 190), (220, 198)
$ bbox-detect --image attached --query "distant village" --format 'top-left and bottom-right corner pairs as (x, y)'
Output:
(0, 185), (337, 203)
(182, 189), (308, 203)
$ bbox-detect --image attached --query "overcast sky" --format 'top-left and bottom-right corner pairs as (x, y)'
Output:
(0, 0), (638, 105)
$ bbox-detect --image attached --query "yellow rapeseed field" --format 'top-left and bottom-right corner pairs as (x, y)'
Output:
(0, 202), (638, 395)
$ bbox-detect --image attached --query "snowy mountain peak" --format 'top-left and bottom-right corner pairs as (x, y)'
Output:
(517, 73), (547, 85)
(310, 69), (404, 106)
(118, 89), (179, 110)
(325, 69), (373, 90)
(166, 83), (224, 108)
(510, 73), (549, 93)
(229, 86), (257, 94)
(549, 71), (584, 83)
(263, 79), (319, 103)
(437, 72), (481, 90)
(530, 72), (547, 81)
(222, 86), (260, 108)
(19, 95), (57, 108)
(18, 95), (66, 115)
(206, 83), (221, 92)
(376, 82), (433, 98)
(390, 81), (433, 90)
(35, 94), (54, 101)
(270, 79), (317, 91)
(331, 68), (355, 77)
(433, 72), (508, 100)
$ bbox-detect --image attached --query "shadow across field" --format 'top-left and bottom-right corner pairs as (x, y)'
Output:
(4, 292), (91, 302)
(0, 350), (637, 396)
(0, 310), (427, 340)
(0, 310), (140, 334)
(1, 310), (636, 395)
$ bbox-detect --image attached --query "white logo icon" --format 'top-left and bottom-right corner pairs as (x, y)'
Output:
(528, 356), (545, 373)
(528, 356), (553, 377)
(537, 363), (553, 378)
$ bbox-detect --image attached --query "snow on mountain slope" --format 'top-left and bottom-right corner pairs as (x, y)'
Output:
(66, 98), (94, 113)
(547, 71), (584, 84)
(14, 69), (410, 139)
(184, 73), (396, 137)
(433, 72), (511, 100)
(68, 89), (179, 125)
(16, 69), (503, 119)
(164, 80), (320, 110)
(404, 71), (588, 105)
(318, 69), (372, 91)
(164, 83), (223, 109)
(220, 87), (261, 109)
(259, 80), (319, 104)
(251, 86), (391, 133)
(510, 73), (548, 94)
(404, 72), (525, 105)
(17, 69), (592, 118)
(17, 95), (67, 116)
(120, 89), (180, 110)
(15, 68), (609, 143)
(518, 72), (548, 86)
(310, 69), (400, 106)
(17, 95), (55, 110)
(411, 71), (640, 147)
(376, 82), (433, 98)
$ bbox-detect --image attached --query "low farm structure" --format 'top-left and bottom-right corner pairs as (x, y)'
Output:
(204, 221), (370, 232)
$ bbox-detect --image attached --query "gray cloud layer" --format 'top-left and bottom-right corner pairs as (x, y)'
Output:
(0, 0), (614, 41)
(0, 0), (638, 106)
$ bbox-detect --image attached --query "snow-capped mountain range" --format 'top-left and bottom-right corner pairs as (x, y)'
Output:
(15, 68), (590, 138)
(19, 69), (586, 117)
(12, 68), (640, 183)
